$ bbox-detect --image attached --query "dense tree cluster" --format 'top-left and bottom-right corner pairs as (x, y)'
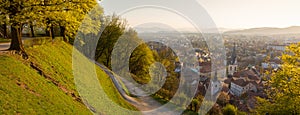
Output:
(0, 0), (98, 53)
(256, 43), (300, 114)
(92, 17), (156, 85)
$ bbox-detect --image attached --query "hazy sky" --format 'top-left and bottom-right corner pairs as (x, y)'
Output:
(100, 0), (300, 29)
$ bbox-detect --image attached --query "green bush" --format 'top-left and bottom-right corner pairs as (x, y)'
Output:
(222, 104), (238, 115)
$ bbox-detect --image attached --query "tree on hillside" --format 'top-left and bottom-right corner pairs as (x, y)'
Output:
(127, 30), (156, 84)
(0, 0), (40, 54)
(256, 43), (300, 114)
(95, 15), (126, 67)
(102, 28), (156, 84)
(42, 0), (98, 41)
(152, 43), (180, 100)
(0, 0), (97, 55)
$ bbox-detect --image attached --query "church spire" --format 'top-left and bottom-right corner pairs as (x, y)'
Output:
(231, 42), (237, 65)
(228, 43), (238, 76)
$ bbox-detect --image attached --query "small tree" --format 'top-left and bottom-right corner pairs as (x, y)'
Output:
(222, 104), (237, 115)
(207, 104), (222, 115)
(217, 92), (230, 107)
(95, 15), (126, 66)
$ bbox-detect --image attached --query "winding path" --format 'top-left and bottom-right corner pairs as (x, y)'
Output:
(93, 61), (176, 115)
(0, 42), (9, 51)
(0, 37), (35, 51)
(1, 40), (176, 114)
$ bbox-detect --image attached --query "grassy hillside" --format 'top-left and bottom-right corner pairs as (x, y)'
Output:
(0, 41), (138, 114)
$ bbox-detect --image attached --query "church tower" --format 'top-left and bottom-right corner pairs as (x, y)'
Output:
(228, 43), (238, 77)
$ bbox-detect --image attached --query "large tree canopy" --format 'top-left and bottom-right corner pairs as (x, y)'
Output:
(0, 0), (41, 52)
(256, 43), (300, 114)
(0, 0), (98, 54)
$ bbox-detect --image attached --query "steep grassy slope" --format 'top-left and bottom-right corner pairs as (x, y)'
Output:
(0, 41), (137, 114)
(0, 55), (90, 114)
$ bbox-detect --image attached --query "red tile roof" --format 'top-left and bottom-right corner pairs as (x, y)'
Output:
(233, 72), (240, 78)
(224, 78), (232, 84)
(233, 69), (260, 82)
(232, 79), (249, 87)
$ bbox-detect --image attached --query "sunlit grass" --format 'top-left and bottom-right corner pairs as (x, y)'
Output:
(0, 40), (138, 114)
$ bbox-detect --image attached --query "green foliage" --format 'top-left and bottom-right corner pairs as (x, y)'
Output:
(0, 0), (99, 51)
(79, 5), (103, 36)
(41, 0), (99, 37)
(152, 44), (179, 101)
(23, 37), (62, 47)
(256, 43), (300, 114)
(155, 88), (172, 100)
(188, 95), (203, 112)
(58, 1), (101, 40)
(237, 111), (247, 115)
(217, 92), (230, 107)
(207, 104), (222, 115)
(95, 25), (156, 84)
(95, 15), (126, 67)
(0, 37), (10, 43)
(152, 94), (169, 104)
(0, 0), (40, 26)
(172, 93), (189, 107)
(129, 37), (155, 83)
(182, 110), (199, 115)
(222, 104), (238, 115)
(148, 42), (182, 109)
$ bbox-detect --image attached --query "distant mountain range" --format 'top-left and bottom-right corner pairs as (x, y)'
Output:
(134, 26), (174, 33)
(225, 26), (300, 35)
(134, 26), (238, 33)
(133, 23), (241, 33)
(133, 24), (300, 35)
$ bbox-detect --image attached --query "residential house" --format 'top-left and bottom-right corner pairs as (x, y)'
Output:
(229, 66), (261, 96)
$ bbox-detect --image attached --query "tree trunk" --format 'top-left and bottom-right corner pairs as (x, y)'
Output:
(9, 24), (28, 59)
(46, 18), (51, 37)
(45, 28), (50, 36)
(50, 25), (55, 40)
(30, 24), (35, 37)
(9, 25), (25, 51)
(3, 24), (7, 38)
(60, 26), (66, 41)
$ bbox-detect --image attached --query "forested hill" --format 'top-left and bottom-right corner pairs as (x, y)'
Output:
(225, 26), (300, 35)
